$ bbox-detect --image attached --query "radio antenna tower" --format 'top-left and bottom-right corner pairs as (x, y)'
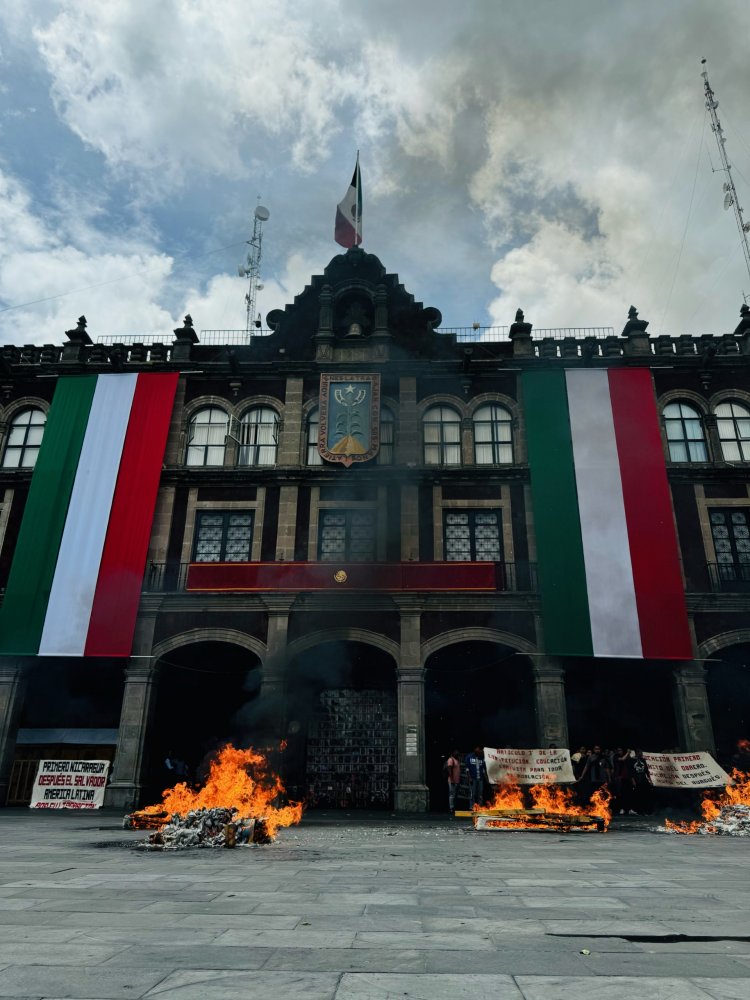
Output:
(701, 58), (750, 294)
(238, 202), (270, 337)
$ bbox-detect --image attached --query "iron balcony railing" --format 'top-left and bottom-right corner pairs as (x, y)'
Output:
(705, 562), (750, 593)
(143, 560), (538, 594)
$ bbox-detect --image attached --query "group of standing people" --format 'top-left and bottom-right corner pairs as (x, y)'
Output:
(443, 745), (654, 815)
(571, 746), (654, 815)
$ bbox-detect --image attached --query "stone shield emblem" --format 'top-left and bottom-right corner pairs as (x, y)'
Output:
(318, 374), (381, 467)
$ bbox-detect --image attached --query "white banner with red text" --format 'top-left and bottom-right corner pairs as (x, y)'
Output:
(484, 748), (575, 785)
(30, 759), (110, 809)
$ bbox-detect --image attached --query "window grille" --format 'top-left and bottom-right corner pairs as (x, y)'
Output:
(193, 511), (254, 562)
(444, 510), (502, 562)
(319, 510), (376, 561)
(710, 508), (750, 583)
(377, 407), (394, 464)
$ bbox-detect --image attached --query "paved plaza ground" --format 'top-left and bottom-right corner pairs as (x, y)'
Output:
(1, 809), (749, 999)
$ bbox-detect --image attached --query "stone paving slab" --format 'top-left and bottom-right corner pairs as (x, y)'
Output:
(2, 810), (750, 999)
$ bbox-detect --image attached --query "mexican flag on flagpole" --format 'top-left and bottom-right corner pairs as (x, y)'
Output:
(0, 372), (178, 658)
(522, 367), (692, 660)
(335, 154), (362, 248)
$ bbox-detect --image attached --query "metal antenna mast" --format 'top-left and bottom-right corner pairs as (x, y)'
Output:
(238, 202), (270, 337)
(701, 58), (750, 293)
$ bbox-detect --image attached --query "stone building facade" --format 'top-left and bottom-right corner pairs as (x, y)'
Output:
(1, 247), (750, 811)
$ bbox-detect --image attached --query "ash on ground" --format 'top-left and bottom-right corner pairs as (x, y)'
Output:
(137, 807), (271, 850)
(658, 804), (750, 836)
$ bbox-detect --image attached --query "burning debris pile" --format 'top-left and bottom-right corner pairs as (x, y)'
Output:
(140, 808), (271, 850)
(465, 777), (611, 833)
(661, 770), (750, 836)
(124, 744), (302, 848)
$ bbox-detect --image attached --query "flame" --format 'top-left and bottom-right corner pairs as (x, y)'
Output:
(737, 739), (750, 753)
(665, 768), (750, 834)
(480, 775), (612, 831)
(131, 744), (303, 839)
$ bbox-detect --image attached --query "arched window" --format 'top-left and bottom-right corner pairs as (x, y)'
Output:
(663, 402), (708, 462)
(306, 407), (322, 465)
(423, 405), (462, 465)
(237, 407), (278, 466)
(716, 401), (750, 462)
(377, 407), (395, 465)
(2, 408), (46, 468)
(185, 407), (229, 466)
(474, 404), (513, 464)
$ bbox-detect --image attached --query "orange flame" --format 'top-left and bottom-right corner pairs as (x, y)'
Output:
(135, 744), (303, 839)
(665, 768), (750, 834)
(481, 775), (612, 831)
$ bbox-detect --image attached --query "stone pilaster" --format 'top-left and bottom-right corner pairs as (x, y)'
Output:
(531, 657), (569, 748)
(105, 658), (160, 810)
(275, 485), (299, 560)
(672, 661), (715, 752)
(396, 377), (419, 466)
(400, 483), (419, 561)
(394, 598), (428, 811)
(277, 377), (304, 466)
(0, 658), (29, 806)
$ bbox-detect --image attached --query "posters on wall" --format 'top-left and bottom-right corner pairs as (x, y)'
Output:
(29, 760), (110, 809)
(483, 748), (730, 789)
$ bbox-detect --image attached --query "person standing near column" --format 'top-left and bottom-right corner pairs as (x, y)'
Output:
(444, 749), (461, 813)
(465, 746), (487, 809)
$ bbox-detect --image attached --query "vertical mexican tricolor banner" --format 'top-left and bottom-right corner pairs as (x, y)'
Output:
(0, 373), (178, 658)
(522, 368), (692, 660)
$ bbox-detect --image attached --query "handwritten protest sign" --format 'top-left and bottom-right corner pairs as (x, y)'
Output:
(484, 747), (575, 785)
(642, 752), (729, 789)
(30, 760), (110, 809)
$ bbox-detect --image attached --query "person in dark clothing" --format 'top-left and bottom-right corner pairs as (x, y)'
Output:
(465, 746), (487, 809)
(612, 748), (633, 814)
(629, 748), (653, 814)
(580, 745), (611, 802)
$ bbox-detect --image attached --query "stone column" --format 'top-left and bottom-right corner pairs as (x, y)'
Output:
(259, 596), (295, 735)
(394, 598), (429, 811)
(0, 658), (29, 806)
(400, 483), (419, 561)
(105, 658), (160, 810)
(277, 377), (304, 466)
(672, 661), (715, 752)
(532, 657), (569, 748)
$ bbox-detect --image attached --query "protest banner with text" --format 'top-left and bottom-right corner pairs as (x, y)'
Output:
(30, 759), (110, 809)
(484, 748), (575, 785)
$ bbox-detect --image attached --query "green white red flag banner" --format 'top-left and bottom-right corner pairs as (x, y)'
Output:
(522, 368), (692, 659)
(484, 748), (575, 785)
(335, 155), (362, 249)
(0, 373), (177, 658)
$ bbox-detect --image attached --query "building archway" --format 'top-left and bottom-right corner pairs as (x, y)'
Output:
(147, 640), (262, 797)
(705, 643), (750, 767)
(424, 640), (535, 810)
(285, 639), (397, 809)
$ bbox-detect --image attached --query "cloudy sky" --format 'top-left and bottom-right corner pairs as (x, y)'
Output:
(1, 0), (750, 346)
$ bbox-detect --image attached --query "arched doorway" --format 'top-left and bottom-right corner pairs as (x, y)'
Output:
(285, 640), (397, 809)
(424, 641), (535, 810)
(706, 644), (750, 767)
(565, 658), (678, 752)
(148, 641), (262, 797)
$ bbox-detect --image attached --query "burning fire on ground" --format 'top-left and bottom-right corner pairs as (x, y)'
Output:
(471, 777), (612, 833)
(662, 769), (750, 836)
(124, 744), (303, 848)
